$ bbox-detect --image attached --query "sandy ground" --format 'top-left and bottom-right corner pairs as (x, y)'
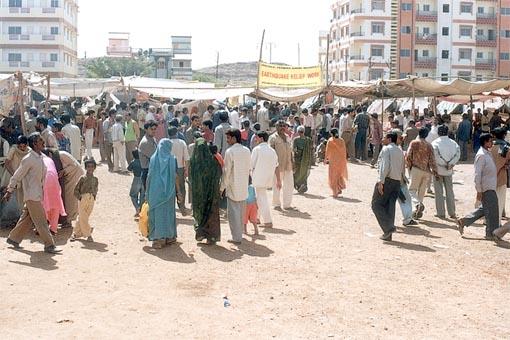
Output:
(1, 148), (510, 339)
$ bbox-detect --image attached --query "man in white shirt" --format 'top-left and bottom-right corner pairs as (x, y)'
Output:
(431, 125), (460, 218)
(202, 105), (214, 122)
(169, 127), (190, 215)
(145, 105), (156, 122)
(229, 106), (241, 129)
(35, 116), (58, 150)
(339, 109), (355, 160)
(61, 114), (82, 163)
(221, 128), (251, 244)
(111, 114), (127, 172)
(251, 131), (281, 228)
(257, 101), (270, 132)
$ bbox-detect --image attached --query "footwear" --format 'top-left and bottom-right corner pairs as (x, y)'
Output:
(403, 220), (418, 226)
(6, 238), (22, 249)
(166, 238), (177, 245)
(44, 245), (62, 254)
(380, 232), (393, 241)
(86, 236), (94, 242)
(456, 218), (465, 235)
(206, 239), (217, 245)
(274, 206), (283, 211)
(152, 241), (164, 249)
(227, 239), (242, 245)
(285, 207), (297, 211)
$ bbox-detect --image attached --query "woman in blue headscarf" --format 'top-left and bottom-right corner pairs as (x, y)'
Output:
(146, 138), (178, 249)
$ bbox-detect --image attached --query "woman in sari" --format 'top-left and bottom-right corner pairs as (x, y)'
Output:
(146, 138), (177, 249)
(324, 128), (348, 198)
(42, 155), (66, 234)
(190, 138), (222, 245)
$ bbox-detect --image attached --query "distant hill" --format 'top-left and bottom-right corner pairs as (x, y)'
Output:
(193, 62), (259, 86)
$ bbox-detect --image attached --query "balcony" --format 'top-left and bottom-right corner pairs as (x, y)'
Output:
(350, 31), (365, 38)
(414, 57), (437, 69)
(106, 46), (133, 57)
(351, 8), (364, 14)
(416, 10), (438, 22)
(476, 12), (497, 25)
(350, 55), (365, 60)
(2, 34), (77, 51)
(1, 60), (76, 75)
(8, 61), (29, 67)
(415, 33), (437, 45)
(0, 6), (77, 28)
(476, 35), (497, 47)
(475, 58), (496, 70)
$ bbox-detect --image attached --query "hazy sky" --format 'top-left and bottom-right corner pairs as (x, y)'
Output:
(78, 0), (330, 69)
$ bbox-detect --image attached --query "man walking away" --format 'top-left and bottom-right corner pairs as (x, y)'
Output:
(269, 121), (295, 210)
(371, 132), (404, 241)
(61, 114), (82, 162)
(431, 125), (460, 219)
(353, 107), (370, 161)
(169, 127), (190, 215)
(214, 111), (232, 158)
(112, 114), (127, 173)
(490, 127), (510, 225)
(2, 133), (61, 254)
(457, 133), (500, 241)
(456, 113), (472, 161)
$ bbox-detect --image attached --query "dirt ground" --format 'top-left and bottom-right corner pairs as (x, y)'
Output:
(1, 149), (509, 339)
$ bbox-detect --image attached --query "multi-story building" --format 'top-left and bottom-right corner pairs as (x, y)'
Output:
(325, 0), (510, 82)
(106, 32), (132, 58)
(170, 36), (192, 80)
(0, 0), (78, 77)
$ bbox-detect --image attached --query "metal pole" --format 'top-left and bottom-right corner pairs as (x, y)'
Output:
(215, 51), (220, 82)
(255, 29), (266, 115)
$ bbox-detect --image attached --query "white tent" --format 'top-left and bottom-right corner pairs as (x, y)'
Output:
(367, 99), (394, 114)
(398, 97), (430, 112)
(29, 77), (121, 97)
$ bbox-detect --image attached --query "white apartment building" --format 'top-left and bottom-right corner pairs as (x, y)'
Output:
(0, 0), (78, 77)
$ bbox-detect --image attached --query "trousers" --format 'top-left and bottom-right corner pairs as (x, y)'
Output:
(371, 178), (400, 234)
(74, 194), (95, 238)
(113, 141), (127, 172)
(341, 131), (355, 160)
(272, 170), (294, 209)
(496, 185), (506, 225)
(409, 167), (430, 207)
(398, 183), (413, 224)
(104, 141), (114, 170)
(9, 200), (55, 247)
(176, 168), (187, 211)
(463, 190), (499, 237)
(227, 198), (246, 242)
(459, 140), (469, 161)
(255, 187), (272, 224)
(355, 128), (367, 160)
(125, 140), (138, 164)
(85, 129), (94, 159)
(433, 175), (456, 217)
(130, 176), (144, 212)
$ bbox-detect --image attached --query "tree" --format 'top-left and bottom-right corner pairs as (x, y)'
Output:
(85, 57), (154, 78)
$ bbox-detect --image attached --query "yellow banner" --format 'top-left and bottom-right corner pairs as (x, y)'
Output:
(258, 62), (323, 88)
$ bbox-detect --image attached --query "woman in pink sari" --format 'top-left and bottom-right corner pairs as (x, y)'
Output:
(42, 155), (66, 234)
(324, 128), (348, 198)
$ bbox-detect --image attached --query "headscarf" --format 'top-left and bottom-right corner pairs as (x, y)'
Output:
(147, 138), (176, 209)
(190, 138), (222, 231)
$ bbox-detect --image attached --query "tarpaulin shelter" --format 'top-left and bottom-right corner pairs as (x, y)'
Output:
(29, 76), (121, 97)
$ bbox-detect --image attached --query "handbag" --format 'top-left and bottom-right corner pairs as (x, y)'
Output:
(138, 202), (149, 237)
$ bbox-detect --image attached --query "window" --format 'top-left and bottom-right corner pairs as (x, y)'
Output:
(372, 22), (385, 34)
(441, 73), (449, 81)
(501, 8), (510, 15)
(401, 3), (412, 11)
(443, 4), (450, 13)
(369, 69), (384, 80)
(423, 4), (430, 11)
(51, 0), (59, 7)
(460, 2), (473, 14)
(401, 26), (411, 34)
(179, 61), (184, 68)
(442, 27), (449, 36)
(477, 29), (484, 37)
(422, 50), (429, 57)
(422, 73), (429, 77)
(476, 52), (483, 59)
(371, 45), (384, 57)
(459, 48), (472, 60)
(502, 30), (510, 38)
(423, 27), (430, 35)
(458, 71), (472, 81)
(399, 73), (407, 79)
(476, 75), (483, 81)
(50, 27), (59, 35)
(9, 0), (21, 7)
(50, 53), (58, 62)
(442, 50), (449, 59)
(8, 53), (22, 62)
(8, 26), (22, 35)
(460, 26), (472, 37)
(400, 49), (411, 57)
(372, 0), (385, 11)
(501, 53), (510, 60)
(477, 7), (484, 14)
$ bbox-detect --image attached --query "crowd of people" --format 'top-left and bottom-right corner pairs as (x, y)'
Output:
(1, 98), (509, 252)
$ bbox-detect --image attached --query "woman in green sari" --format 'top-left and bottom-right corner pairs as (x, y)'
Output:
(190, 138), (222, 245)
(293, 126), (313, 193)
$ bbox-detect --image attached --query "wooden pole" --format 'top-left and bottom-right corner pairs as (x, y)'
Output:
(255, 29), (265, 114)
(325, 33), (330, 86)
(215, 51), (220, 82)
(17, 71), (27, 135)
(411, 78), (416, 113)
(45, 74), (50, 115)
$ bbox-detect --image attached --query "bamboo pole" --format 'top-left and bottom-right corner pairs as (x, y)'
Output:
(45, 74), (51, 115)
(255, 29), (265, 113)
(411, 78), (416, 113)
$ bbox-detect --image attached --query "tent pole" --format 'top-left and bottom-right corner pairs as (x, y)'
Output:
(17, 71), (27, 135)
(411, 78), (416, 113)
(45, 74), (50, 115)
(255, 29), (265, 115)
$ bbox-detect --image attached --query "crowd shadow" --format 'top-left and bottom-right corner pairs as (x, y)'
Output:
(420, 220), (458, 231)
(397, 226), (441, 239)
(495, 240), (510, 249)
(8, 248), (59, 271)
(198, 243), (242, 262)
(176, 218), (195, 227)
(280, 209), (311, 220)
(237, 238), (274, 258)
(74, 239), (108, 253)
(333, 196), (362, 203)
(299, 193), (326, 200)
(262, 227), (296, 235)
(143, 243), (196, 264)
(384, 240), (436, 253)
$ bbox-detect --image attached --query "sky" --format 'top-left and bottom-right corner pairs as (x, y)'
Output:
(78, 0), (330, 69)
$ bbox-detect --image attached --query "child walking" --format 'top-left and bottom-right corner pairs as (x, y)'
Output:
(243, 181), (259, 235)
(72, 159), (99, 242)
(128, 149), (144, 218)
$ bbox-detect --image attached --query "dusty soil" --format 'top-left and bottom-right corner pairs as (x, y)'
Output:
(1, 149), (509, 339)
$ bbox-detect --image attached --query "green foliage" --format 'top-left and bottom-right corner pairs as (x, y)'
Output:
(85, 57), (154, 78)
(192, 72), (217, 83)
